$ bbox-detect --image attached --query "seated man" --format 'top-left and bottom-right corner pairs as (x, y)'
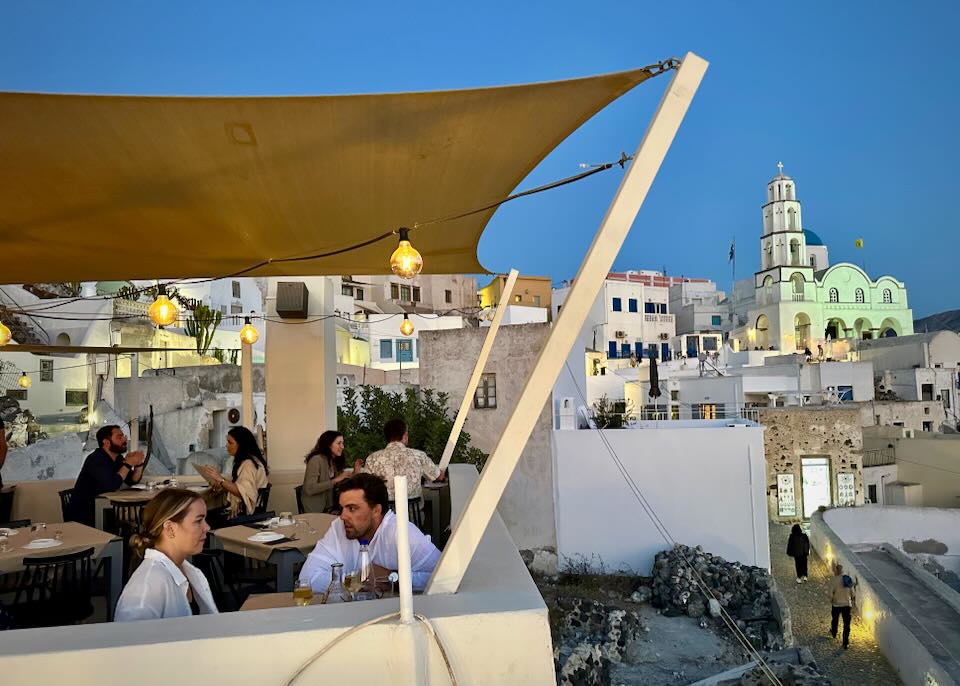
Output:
(66, 424), (145, 527)
(362, 418), (445, 505)
(299, 472), (440, 594)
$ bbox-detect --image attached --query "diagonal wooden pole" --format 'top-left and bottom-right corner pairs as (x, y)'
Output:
(427, 52), (709, 594)
(438, 269), (519, 471)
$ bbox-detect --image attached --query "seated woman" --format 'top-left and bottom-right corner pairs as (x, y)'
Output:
(115, 489), (218, 621)
(301, 431), (349, 512)
(200, 426), (269, 518)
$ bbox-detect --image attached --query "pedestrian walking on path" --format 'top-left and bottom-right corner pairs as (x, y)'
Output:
(786, 523), (810, 583)
(830, 563), (856, 649)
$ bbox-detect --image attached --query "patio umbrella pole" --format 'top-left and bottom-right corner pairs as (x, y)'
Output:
(394, 475), (415, 624)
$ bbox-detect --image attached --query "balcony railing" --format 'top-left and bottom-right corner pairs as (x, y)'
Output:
(113, 299), (150, 320)
(791, 294), (805, 302)
(863, 448), (896, 467)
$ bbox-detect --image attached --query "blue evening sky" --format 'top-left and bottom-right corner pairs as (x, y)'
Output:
(1, 1), (955, 317)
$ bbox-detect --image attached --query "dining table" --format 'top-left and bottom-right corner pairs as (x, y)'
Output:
(0, 521), (124, 620)
(94, 483), (211, 530)
(208, 512), (336, 592)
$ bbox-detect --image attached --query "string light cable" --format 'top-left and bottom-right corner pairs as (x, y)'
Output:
(562, 361), (786, 686)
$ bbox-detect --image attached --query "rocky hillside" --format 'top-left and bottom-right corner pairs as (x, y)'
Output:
(914, 309), (960, 333)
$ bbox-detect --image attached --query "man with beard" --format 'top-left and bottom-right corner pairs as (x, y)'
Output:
(66, 424), (145, 526)
(298, 472), (440, 594)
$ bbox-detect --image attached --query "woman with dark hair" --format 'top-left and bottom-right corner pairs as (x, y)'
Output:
(115, 489), (217, 621)
(786, 523), (810, 583)
(199, 426), (269, 517)
(302, 431), (349, 512)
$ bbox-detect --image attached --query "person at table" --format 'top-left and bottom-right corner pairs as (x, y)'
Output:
(66, 424), (146, 527)
(299, 472), (440, 594)
(302, 430), (350, 513)
(115, 488), (218, 621)
(362, 418), (445, 505)
(197, 426), (269, 517)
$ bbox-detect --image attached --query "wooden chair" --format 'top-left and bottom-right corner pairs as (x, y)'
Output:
(191, 549), (242, 611)
(294, 485), (305, 515)
(10, 547), (95, 628)
(58, 488), (74, 522)
(110, 501), (146, 581)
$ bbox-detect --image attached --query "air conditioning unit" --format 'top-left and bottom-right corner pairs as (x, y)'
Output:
(227, 408), (241, 425)
(659, 333), (670, 341)
(615, 330), (627, 339)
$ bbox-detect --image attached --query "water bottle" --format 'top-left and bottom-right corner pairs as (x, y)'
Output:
(354, 539), (378, 601)
(321, 562), (349, 604)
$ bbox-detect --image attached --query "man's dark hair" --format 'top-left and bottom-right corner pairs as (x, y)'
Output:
(96, 424), (122, 450)
(383, 418), (407, 443)
(338, 472), (389, 514)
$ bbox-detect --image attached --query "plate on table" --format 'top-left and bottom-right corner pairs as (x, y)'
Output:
(23, 538), (62, 550)
(0, 527), (20, 537)
(247, 531), (285, 543)
(129, 484), (149, 490)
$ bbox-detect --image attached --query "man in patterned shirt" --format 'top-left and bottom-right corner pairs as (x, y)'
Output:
(363, 418), (445, 504)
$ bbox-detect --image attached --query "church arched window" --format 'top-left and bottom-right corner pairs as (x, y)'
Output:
(786, 184), (793, 200)
(829, 288), (838, 303)
(763, 276), (773, 303)
(791, 273), (805, 299)
(882, 288), (892, 303)
(789, 238), (800, 265)
(855, 288), (865, 304)
(787, 208), (797, 231)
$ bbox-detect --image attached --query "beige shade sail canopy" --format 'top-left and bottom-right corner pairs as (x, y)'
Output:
(0, 64), (670, 284)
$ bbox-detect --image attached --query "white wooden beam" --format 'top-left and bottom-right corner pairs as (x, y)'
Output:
(426, 52), (709, 594)
(438, 269), (519, 471)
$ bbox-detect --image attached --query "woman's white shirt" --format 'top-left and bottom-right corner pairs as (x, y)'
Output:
(115, 548), (219, 622)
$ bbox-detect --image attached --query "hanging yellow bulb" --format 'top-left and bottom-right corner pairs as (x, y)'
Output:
(239, 314), (259, 345)
(18, 372), (32, 389)
(148, 285), (178, 328)
(0, 320), (11, 347)
(400, 313), (414, 336)
(389, 227), (423, 279)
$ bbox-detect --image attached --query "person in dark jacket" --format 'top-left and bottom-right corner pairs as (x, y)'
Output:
(66, 425), (145, 526)
(786, 523), (810, 583)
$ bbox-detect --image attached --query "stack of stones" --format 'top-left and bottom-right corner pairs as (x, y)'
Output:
(647, 544), (781, 649)
(554, 597), (644, 686)
(722, 662), (832, 686)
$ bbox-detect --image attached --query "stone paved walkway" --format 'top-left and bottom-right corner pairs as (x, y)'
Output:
(768, 524), (902, 686)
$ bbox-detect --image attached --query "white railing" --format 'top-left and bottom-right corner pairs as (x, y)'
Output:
(791, 294), (805, 302)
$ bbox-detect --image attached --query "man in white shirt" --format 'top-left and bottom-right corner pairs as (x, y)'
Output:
(299, 472), (441, 593)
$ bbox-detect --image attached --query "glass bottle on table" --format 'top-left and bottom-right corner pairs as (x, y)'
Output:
(353, 539), (378, 601)
(321, 562), (349, 604)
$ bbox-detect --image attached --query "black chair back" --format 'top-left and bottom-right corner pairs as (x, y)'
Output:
(11, 547), (95, 628)
(388, 499), (424, 530)
(224, 511), (275, 528)
(58, 488), (74, 522)
(191, 549), (242, 611)
(111, 501), (146, 536)
(254, 484), (271, 514)
(0, 485), (14, 523)
(294, 485), (305, 515)
(0, 519), (31, 529)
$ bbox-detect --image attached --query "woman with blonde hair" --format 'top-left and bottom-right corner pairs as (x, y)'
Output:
(115, 488), (218, 622)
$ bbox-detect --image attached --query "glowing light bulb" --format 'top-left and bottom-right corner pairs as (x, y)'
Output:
(18, 372), (31, 389)
(400, 314), (414, 336)
(389, 227), (423, 280)
(0, 320), (11, 346)
(148, 286), (178, 328)
(239, 315), (259, 345)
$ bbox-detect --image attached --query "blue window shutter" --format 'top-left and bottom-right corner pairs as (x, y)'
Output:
(634, 341), (643, 358)
(608, 341), (618, 359)
(380, 339), (393, 359)
(628, 299), (638, 313)
(645, 302), (655, 314)
(612, 297), (622, 312)
(711, 315), (722, 326)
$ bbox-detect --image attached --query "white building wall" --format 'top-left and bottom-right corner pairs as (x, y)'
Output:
(553, 423), (769, 574)
(366, 313), (463, 371)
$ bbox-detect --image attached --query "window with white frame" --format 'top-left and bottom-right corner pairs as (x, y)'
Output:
(232, 280), (241, 299)
(855, 288), (865, 303)
(882, 288), (892, 303)
(474, 373), (497, 409)
(829, 288), (839, 303)
(40, 359), (54, 382)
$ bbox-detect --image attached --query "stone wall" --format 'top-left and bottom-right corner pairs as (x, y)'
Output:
(758, 406), (864, 522)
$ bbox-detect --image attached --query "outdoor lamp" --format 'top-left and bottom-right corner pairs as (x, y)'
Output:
(400, 314), (414, 336)
(239, 314), (259, 345)
(18, 372), (31, 389)
(389, 227), (423, 279)
(0, 320), (11, 346)
(148, 285), (178, 328)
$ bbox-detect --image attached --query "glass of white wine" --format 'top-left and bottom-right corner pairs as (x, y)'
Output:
(293, 581), (314, 607)
(343, 571), (360, 599)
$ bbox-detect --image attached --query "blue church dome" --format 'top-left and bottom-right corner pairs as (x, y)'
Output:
(804, 229), (825, 246)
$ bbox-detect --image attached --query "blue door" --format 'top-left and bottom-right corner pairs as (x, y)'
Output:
(608, 341), (618, 359)
(620, 343), (631, 359)
(661, 343), (670, 360)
